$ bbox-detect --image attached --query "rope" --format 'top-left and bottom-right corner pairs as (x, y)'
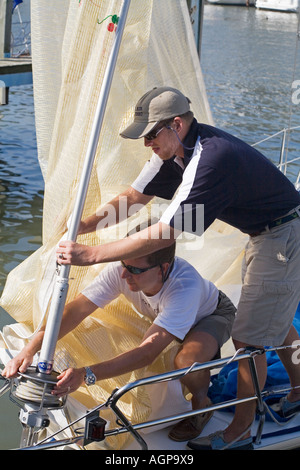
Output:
(221, 423), (253, 450)
(14, 376), (61, 407)
(262, 401), (294, 427)
(181, 348), (252, 378)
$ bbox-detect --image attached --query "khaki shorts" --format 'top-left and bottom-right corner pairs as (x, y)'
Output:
(232, 216), (300, 347)
(190, 291), (236, 348)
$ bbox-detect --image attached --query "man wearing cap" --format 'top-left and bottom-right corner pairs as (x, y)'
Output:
(57, 86), (300, 450)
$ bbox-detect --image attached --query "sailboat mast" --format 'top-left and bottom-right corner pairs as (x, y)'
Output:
(37, 0), (132, 375)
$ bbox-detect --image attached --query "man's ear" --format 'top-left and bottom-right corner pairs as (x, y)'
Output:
(159, 262), (171, 283)
(172, 117), (182, 133)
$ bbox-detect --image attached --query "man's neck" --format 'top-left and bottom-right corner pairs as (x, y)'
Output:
(142, 282), (163, 297)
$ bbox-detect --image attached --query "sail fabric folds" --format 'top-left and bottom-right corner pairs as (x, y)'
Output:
(0, 0), (246, 449)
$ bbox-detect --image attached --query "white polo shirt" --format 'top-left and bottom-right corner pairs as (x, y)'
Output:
(82, 257), (219, 341)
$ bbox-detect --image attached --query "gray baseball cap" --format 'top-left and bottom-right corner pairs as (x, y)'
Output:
(120, 86), (191, 139)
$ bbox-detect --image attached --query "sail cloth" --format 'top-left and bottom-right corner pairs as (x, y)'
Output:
(0, 0), (247, 449)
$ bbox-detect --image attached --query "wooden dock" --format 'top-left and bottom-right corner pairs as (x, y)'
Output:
(0, 57), (32, 85)
(0, 57), (32, 104)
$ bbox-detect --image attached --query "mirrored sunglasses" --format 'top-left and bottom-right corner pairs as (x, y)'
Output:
(121, 260), (159, 275)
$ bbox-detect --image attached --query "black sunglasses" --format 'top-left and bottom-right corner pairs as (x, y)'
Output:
(121, 260), (159, 275)
(144, 125), (166, 141)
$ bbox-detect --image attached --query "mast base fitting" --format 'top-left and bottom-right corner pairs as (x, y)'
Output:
(19, 406), (50, 429)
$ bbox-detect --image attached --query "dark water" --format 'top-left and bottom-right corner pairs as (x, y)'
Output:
(0, 86), (43, 297)
(0, 85), (42, 449)
(0, 3), (300, 449)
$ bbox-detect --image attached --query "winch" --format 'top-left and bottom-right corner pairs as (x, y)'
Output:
(9, 366), (65, 448)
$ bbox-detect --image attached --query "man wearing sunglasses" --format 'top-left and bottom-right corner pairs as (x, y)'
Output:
(3, 229), (236, 442)
(56, 86), (300, 450)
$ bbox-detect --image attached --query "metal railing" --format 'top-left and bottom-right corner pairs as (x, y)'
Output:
(252, 126), (300, 188)
(10, 345), (298, 451)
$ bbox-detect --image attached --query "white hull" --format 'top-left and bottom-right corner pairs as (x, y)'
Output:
(127, 410), (300, 450)
(255, 0), (299, 11)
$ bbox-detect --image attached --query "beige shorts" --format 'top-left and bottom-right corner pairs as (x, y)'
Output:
(190, 291), (236, 348)
(232, 216), (300, 347)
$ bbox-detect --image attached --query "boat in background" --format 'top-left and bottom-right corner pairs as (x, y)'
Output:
(206, 0), (299, 12)
(207, 0), (254, 6)
(255, 0), (299, 12)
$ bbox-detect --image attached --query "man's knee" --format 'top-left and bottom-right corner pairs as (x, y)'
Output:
(174, 347), (193, 370)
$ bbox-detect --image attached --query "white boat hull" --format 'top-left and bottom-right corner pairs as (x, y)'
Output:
(255, 0), (299, 11)
(126, 410), (300, 450)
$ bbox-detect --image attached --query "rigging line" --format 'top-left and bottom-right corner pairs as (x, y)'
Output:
(283, 11), (300, 170)
(252, 129), (287, 146)
(252, 126), (300, 148)
(279, 155), (300, 167)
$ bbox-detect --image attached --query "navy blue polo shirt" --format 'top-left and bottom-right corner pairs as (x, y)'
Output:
(131, 119), (300, 235)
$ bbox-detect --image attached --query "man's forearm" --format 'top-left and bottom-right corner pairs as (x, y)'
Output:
(53, 342), (160, 396)
(27, 297), (96, 354)
(86, 326), (172, 381)
(58, 222), (176, 265)
(90, 348), (152, 381)
(91, 232), (173, 263)
(23, 330), (45, 357)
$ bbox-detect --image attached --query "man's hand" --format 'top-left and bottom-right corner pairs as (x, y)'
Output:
(56, 241), (95, 266)
(56, 222), (175, 267)
(2, 351), (34, 378)
(52, 367), (86, 397)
